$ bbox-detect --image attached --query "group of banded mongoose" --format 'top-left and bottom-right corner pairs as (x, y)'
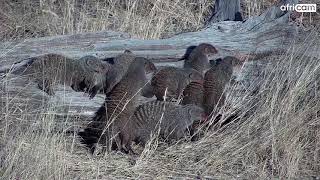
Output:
(20, 43), (241, 155)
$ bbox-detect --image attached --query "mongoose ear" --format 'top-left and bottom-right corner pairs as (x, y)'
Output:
(223, 56), (241, 66)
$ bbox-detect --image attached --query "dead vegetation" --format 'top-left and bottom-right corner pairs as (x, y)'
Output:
(2, 0), (317, 41)
(1, 0), (320, 179)
(0, 0), (212, 40)
(1, 39), (319, 179)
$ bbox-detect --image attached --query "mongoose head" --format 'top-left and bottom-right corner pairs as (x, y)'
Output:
(182, 104), (205, 132)
(211, 56), (240, 76)
(218, 56), (242, 67)
(184, 43), (218, 73)
(180, 104), (206, 132)
(113, 50), (135, 65)
(186, 69), (204, 84)
(209, 56), (240, 70)
(125, 57), (156, 76)
(132, 57), (155, 71)
(184, 104), (205, 122)
(103, 50), (138, 94)
(78, 55), (110, 99)
(144, 59), (157, 74)
(196, 43), (218, 59)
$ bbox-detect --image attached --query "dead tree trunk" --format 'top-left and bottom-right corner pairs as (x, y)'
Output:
(206, 0), (243, 25)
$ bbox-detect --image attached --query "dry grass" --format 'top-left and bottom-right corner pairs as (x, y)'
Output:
(1, 39), (320, 179)
(0, 0), (307, 40)
(1, 0), (318, 41)
(1, 0), (320, 179)
(0, 0), (213, 40)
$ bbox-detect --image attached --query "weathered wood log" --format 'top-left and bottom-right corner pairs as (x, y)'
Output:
(0, 0), (312, 71)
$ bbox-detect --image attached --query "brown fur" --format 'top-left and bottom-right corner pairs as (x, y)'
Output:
(150, 67), (203, 101)
(104, 50), (135, 93)
(203, 56), (238, 115)
(104, 50), (157, 94)
(79, 57), (155, 154)
(22, 54), (109, 98)
(123, 101), (205, 147)
(184, 43), (218, 74)
(181, 80), (204, 107)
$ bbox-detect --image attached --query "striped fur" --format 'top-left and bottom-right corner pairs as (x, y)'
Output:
(105, 50), (157, 94)
(79, 57), (155, 154)
(151, 67), (203, 101)
(181, 81), (204, 107)
(203, 56), (236, 115)
(104, 50), (136, 94)
(123, 101), (205, 147)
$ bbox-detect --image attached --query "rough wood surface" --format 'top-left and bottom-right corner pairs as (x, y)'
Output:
(0, 0), (311, 71)
(206, 0), (243, 24)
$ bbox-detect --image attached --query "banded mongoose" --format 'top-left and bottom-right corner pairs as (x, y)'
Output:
(149, 67), (203, 101)
(79, 57), (156, 154)
(120, 100), (205, 148)
(21, 54), (109, 98)
(104, 50), (157, 94)
(203, 56), (239, 115)
(184, 43), (218, 74)
(181, 80), (204, 107)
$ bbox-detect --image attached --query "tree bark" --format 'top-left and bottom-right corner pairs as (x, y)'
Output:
(206, 0), (243, 25)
